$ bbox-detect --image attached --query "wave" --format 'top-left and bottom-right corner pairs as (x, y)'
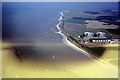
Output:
(55, 12), (91, 58)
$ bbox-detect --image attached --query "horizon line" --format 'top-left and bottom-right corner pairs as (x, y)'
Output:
(1, 0), (119, 2)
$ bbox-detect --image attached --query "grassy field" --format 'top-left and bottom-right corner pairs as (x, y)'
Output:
(63, 22), (107, 36)
(65, 18), (87, 24)
(64, 12), (96, 19)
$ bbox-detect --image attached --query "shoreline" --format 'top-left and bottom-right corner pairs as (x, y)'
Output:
(56, 12), (91, 58)
(55, 12), (119, 67)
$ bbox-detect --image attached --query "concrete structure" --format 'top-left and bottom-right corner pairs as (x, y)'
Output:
(96, 32), (106, 38)
(83, 32), (94, 39)
(89, 38), (111, 44)
(80, 32), (119, 44)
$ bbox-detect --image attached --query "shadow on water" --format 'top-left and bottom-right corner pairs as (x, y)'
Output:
(13, 46), (93, 65)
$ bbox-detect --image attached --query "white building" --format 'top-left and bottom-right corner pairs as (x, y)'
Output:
(83, 32), (94, 39)
(90, 39), (111, 43)
(96, 32), (106, 38)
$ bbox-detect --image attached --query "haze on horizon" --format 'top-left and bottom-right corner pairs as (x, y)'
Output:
(1, 0), (119, 2)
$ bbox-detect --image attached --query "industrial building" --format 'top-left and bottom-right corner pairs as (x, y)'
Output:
(80, 32), (118, 44)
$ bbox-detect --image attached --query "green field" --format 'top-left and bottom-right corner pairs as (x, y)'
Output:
(65, 18), (87, 24)
(64, 12), (96, 19)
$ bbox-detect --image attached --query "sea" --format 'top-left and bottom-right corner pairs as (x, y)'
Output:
(2, 2), (118, 41)
(2, 2), (119, 78)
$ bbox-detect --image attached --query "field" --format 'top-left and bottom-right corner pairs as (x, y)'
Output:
(61, 10), (119, 60)
(65, 19), (87, 24)
(85, 20), (119, 29)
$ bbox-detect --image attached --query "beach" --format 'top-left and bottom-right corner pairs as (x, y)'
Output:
(56, 12), (91, 57)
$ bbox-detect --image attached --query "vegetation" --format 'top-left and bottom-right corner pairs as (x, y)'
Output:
(85, 47), (106, 57)
(62, 10), (119, 58)
(84, 11), (100, 14)
(65, 18), (87, 24)
(64, 12), (96, 19)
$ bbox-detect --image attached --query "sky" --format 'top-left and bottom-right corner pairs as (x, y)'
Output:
(1, 0), (119, 2)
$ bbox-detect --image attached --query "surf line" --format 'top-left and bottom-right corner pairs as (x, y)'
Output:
(56, 12), (91, 58)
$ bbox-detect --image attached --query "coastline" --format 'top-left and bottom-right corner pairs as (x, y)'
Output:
(56, 12), (91, 58)
(55, 12), (119, 67)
